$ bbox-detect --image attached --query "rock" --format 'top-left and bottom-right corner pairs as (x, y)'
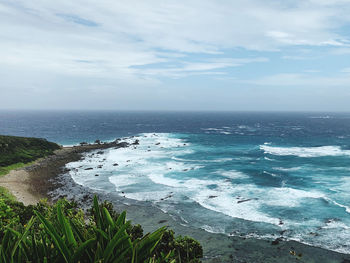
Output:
(96, 151), (104, 154)
(158, 220), (167, 224)
(113, 163), (119, 166)
(155, 142), (160, 145)
(271, 238), (282, 245)
(95, 174), (99, 176)
(84, 167), (93, 170)
(97, 165), (103, 168)
(116, 142), (129, 148)
(132, 139), (139, 145)
(237, 198), (258, 204)
(279, 219), (284, 225)
(209, 195), (218, 199)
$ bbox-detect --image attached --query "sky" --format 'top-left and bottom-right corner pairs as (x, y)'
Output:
(1, 0), (350, 111)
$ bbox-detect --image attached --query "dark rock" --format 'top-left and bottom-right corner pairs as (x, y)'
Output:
(96, 151), (104, 154)
(155, 142), (160, 145)
(280, 230), (287, 235)
(97, 165), (103, 168)
(84, 167), (93, 170)
(158, 220), (167, 224)
(113, 163), (119, 166)
(95, 174), (99, 176)
(271, 238), (282, 245)
(132, 139), (139, 145)
(209, 195), (218, 199)
(237, 198), (258, 204)
(116, 142), (129, 148)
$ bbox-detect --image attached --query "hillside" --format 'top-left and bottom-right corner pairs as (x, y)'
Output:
(0, 135), (60, 168)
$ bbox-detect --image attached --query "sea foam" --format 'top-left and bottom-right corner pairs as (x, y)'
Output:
(260, 145), (350, 158)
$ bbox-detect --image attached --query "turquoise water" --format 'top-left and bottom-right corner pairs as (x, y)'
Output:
(1, 111), (350, 252)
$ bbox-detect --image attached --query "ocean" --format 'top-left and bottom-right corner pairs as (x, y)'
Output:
(1, 110), (350, 253)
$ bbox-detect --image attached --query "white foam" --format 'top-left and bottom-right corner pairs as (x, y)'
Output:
(171, 156), (233, 163)
(324, 197), (350, 213)
(201, 128), (223, 131)
(273, 166), (302, 172)
(260, 145), (350, 158)
(310, 116), (332, 119)
(322, 219), (350, 230)
(262, 171), (279, 177)
(218, 170), (249, 180)
(200, 224), (225, 234)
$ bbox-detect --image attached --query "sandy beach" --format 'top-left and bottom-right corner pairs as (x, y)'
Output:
(1, 141), (350, 262)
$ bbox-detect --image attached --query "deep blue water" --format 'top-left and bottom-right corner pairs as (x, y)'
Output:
(1, 110), (350, 252)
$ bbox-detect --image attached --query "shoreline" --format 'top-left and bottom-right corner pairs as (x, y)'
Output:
(1, 140), (350, 262)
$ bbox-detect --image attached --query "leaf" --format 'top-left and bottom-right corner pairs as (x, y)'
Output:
(72, 238), (95, 262)
(34, 210), (71, 263)
(57, 203), (77, 246)
(103, 222), (132, 262)
(10, 217), (35, 259)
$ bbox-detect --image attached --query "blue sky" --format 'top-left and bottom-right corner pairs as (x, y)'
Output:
(1, 0), (350, 111)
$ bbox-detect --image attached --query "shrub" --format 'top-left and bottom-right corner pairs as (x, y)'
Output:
(0, 196), (203, 262)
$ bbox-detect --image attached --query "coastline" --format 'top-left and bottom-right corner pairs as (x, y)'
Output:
(1, 141), (350, 262)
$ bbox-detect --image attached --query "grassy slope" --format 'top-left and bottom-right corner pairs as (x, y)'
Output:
(0, 135), (60, 175)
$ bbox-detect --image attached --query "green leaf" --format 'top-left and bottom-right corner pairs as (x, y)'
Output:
(10, 217), (35, 259)
(72, 238), (95, 262)
(34, 210), (71, 263)
(103, 222), (132, 262)
(57, 203), (77, 246)
(116, 211), (126, 227)
(103, 207), (116, 229)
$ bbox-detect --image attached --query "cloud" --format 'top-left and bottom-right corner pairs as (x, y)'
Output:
(1, 0), (350, 110)
(136, 57), (268, 78)
(240, 72), (350, 87)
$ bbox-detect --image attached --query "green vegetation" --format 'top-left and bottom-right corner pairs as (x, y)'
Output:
(0, 195), (203, 262)
(0, 135), (60, 169)
(0, 186), (16, 202)
(0, 161), (36, 176)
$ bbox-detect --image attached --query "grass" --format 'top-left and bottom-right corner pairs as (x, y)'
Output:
(0, 186), (16, 201)
(0, 161), (35, 177)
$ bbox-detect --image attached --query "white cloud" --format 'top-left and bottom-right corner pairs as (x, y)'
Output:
(1, 0), (350, 109)
(241, 72), (350, 87)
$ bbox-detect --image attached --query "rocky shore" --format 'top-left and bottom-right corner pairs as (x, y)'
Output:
(1, 138), (350, 262)
(0, 139), (132, 204)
